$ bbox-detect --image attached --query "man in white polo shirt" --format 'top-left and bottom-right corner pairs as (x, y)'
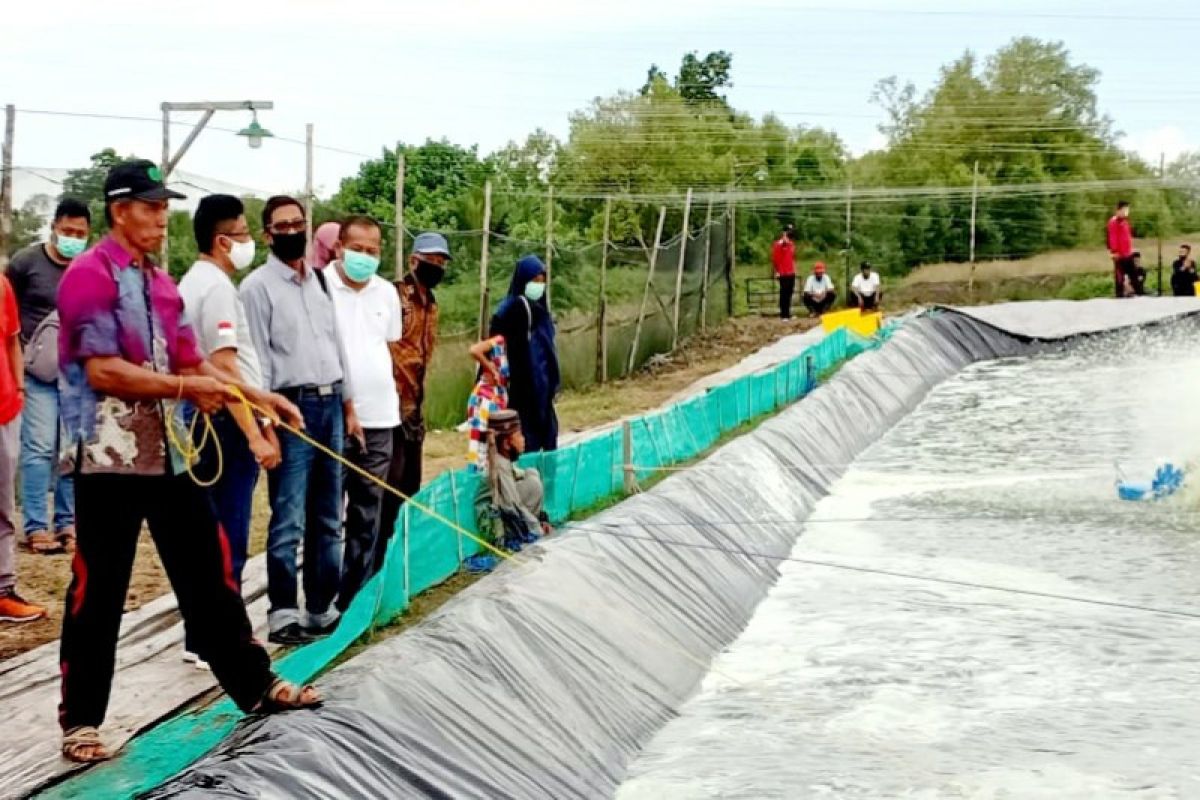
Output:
(802, 261), (837, 316)
(324, 215), (403, 611)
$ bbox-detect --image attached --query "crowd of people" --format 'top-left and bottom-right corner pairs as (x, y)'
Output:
(771, 224), (883, 319)
(0, 159), (561, 762)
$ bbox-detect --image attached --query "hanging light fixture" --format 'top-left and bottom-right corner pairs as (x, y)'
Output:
(237, 106), (274, 149)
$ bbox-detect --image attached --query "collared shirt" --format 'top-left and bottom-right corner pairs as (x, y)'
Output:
(389, 274), (438, 433)
(239, 254), (347, 393)
(178, 259), (264, 389)
(1107, 215), (1133, 258)
(851, 271), (881, 297)
(57, 235), (203, 476)
(326, 264), (402, 429)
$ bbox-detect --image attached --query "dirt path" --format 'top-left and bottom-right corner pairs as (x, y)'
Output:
(0, 315), (816, 661)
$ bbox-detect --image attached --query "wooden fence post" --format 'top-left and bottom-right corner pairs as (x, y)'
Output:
(671, 188), (694, 350)
(477, 180), (492, 340)
(596, 196), (611, 383)
(699, 196), (714, 331)
(545, 185), (554, 308)
(394, 151), (406, 276)
(727, 203), (736, 318)
(627, 206), (668, 375)
(623, 420), (639, 494)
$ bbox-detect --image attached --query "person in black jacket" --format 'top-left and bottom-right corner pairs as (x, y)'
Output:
(489, 255), (560, 453)
(1171, 244), (1198, 297)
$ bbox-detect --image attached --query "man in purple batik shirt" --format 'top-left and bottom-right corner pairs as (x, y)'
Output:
(55, 160), (321, 764)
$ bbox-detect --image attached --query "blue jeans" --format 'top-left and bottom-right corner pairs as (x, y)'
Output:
(266, 391), (344, 631)
(20, 374), (74, 534)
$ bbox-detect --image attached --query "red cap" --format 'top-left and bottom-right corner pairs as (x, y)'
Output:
(813, 261), (826, 274)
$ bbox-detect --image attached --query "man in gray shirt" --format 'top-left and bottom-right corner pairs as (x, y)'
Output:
(178, 196), (280, 629)
(240, 196), (359, 645)
(8, 198), (91, 554)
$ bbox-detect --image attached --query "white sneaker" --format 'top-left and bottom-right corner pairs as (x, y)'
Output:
(182, 650), (211, 671)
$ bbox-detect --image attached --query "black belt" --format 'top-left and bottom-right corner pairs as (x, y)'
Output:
(279, 381), (343, 400)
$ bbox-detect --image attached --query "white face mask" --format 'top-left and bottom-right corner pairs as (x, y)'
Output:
(226, 237), (257, 271)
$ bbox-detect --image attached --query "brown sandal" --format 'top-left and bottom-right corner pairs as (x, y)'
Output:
(57, 527), (77, 554)
(62, 726), (111, 763)
(23, 531), (62, 555)
(253, 678), (322, 713)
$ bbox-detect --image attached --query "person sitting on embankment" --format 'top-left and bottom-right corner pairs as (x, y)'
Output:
(470, 410), (551, 570)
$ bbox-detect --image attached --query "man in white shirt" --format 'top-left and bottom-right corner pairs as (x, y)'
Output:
(179, 194), (283, 667)
(802, 261), (837, 316)
(851, 261), (882, 311)
(324, 216), (403, 612)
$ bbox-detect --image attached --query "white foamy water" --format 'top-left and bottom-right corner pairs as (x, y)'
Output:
(618, 324), (1200, 799)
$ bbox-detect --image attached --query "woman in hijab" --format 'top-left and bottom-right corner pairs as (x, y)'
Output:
(312, 221), (340, 269)
(489, 255), (560, 452)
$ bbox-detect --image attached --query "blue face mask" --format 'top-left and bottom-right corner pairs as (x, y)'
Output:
(342, 250), (380, 282)
(524, 280), (546, 302)
(55, 234), (87, 259)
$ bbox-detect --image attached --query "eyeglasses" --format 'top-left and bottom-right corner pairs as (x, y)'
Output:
(269, 219), (306, 234)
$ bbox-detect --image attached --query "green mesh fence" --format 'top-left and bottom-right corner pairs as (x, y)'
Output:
(40, 322), (889, 800)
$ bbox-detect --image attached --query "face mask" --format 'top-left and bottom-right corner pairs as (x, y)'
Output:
(414, 259), (444, 288)
(225, 237), (256, 271)
(270, 231), (307, 262)
(342, 250), (380, 282)
(55, 234), (87, 259)
(524, 281), (546, 302)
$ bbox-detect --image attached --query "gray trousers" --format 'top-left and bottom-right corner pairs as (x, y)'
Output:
(338, 427), (395, 612)
(0, 415), (21, 595)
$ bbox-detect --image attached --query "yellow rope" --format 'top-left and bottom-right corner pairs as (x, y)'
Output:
(180, 388), (513, 563)
(164, 401), (223, 488)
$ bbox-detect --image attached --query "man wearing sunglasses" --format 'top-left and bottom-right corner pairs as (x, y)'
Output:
(241, 196), (358, 645)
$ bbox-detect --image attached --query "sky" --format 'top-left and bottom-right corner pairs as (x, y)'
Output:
(2, 0), (1197, 201)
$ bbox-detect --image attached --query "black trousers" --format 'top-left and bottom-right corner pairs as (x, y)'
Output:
(859, 293), (879, 311)
(778, 275), (796, 319)
(338, 427), (395, 611)
(376, 426), (423, 580)
(803, 293), (836, 315)
(59, 473), (274, 730)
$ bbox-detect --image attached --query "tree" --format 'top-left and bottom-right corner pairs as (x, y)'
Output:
(640, 51), (734, 107)
(60, 148), (132, 233)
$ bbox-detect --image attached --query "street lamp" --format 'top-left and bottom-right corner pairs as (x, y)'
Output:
(159, 100), (274, 264)
(236, 107), (274, 149)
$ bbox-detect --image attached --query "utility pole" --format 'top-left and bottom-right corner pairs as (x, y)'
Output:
(478, 180), (493, 340)
(304, 123), (314, 263)
(672, 188), (694, 350)
(0, 105), (14, 272)
(843, 182), (853, 307)
(968, 160), (980, 296)
(727, 202), (736, 318)
(1158, 151), (1165, 296)
(545, 185), (554, 308)
(596, 196), (611, 384)
(395, 151), (406, 277)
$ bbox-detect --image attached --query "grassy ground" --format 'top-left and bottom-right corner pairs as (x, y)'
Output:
(0, 314), (817, 661)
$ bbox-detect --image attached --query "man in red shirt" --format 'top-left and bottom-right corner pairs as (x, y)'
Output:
(771, 224), (797, 320)
(1107, 200), (1134, 298)
(0, 274), (47, 623)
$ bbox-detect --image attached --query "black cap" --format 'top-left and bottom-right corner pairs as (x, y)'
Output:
(860, 260), (872, 270)
(103, 159), (186, 203)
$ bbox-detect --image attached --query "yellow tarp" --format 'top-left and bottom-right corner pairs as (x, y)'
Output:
(821, 308), (881, 337)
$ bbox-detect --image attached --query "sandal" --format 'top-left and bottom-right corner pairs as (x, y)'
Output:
(23, 531), (62, 555)
(62, 726), (111, 763)
(253, 678), (322, 714)
(57, 527), (77, 554)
